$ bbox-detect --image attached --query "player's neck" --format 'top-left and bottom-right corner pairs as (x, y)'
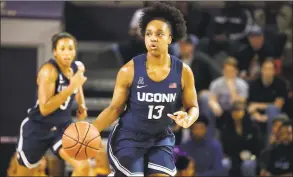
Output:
(147, 52), (170, 67)
(55, 59), (72, 74)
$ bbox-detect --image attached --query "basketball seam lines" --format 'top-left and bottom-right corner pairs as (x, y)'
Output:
(63, 133), (79, 149)
(85, 133), (101, 156)
(62, 133), (101, 150)
(74, 123), (80, 143)
(62, 123), (80, 149)
(75, 123), (90, 159)
(86, 134), (101, 147)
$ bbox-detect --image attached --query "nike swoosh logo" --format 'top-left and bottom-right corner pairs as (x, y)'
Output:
(137, 85), (148, 89)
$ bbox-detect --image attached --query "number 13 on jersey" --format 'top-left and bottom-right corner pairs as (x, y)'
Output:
(148, 105), (165, 119)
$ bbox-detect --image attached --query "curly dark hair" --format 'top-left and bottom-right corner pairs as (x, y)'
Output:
(139, 2), (187, 41)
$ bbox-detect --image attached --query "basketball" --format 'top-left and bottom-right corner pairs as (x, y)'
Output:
(62, 121), (101, 161)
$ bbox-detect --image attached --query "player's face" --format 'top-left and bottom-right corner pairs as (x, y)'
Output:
(145, 19), (172, 56)
(54, 38), (76, 67)
(191, 122), (207, 139)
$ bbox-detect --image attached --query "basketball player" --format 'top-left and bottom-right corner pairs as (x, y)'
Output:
(94, 3), (199, 176)
(15, 32), (91, 176)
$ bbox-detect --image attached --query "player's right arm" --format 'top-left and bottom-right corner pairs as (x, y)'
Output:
(38, 63), (86, 116)
(93, 60), (134, 132)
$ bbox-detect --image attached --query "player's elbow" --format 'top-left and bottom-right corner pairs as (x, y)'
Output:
(39, 105), (50, 117)
(108, 104), (124, 115)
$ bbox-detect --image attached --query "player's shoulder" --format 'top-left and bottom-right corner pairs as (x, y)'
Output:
(117, 59), (134, 85)
(172, 55), (190, 72)
(182, 62), (192, 73)
(38, 61), (58, 79)
(39, 62), (58, 74)
(181, 62), (193, 79)
(121, 59), (134, 73)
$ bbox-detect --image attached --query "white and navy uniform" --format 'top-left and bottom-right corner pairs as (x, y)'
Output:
(108, 54), (183, 176)
(17, 59), (79, 169)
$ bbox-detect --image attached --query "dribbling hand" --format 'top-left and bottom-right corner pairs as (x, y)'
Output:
(70, 70), (87, 90)
(77, 105), (88, 120)
(167, 111), (190, 128)
(75, 61), (85, 73)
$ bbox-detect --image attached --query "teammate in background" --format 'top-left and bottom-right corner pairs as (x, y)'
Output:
(94, 2), (199, 176)
(7, 153), (48, 176)
(7, 152), (18, 176)
(15, 32), (91, 176)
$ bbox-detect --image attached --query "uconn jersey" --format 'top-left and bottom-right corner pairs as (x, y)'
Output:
(16, 59), (80, 169)
(27, 59), (79, 126)
(119, 54), (183, 135)
(107, 54), (182, 176)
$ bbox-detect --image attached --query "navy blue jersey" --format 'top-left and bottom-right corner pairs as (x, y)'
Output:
(119, 54), (183, 135)
(27, 59), (78, 126)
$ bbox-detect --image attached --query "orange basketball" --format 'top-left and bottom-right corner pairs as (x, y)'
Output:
(62, 121), (101, 160)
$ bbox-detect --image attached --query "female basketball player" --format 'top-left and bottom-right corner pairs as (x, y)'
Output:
(15, 32), (93, 176)
(94, 3), (199, 176)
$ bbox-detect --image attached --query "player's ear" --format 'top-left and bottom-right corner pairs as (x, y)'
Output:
(168, 35), (172, 45)
(53, 49), (57, 57)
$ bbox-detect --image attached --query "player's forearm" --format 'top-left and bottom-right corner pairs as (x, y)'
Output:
(75, 87), (86, 108)
(185, 106), (199, 128)
(93, 106), (122, 132)
(40, 85), (76, 116)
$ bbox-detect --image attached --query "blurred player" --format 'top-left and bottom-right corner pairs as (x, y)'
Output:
(33, 157), (47, 176)
(15, 32), (91, 176)
(7, 152), (18, 176)
(7, 153), (48, 176)
(94, 2), (199, 176)
(88, 149), (111, 177)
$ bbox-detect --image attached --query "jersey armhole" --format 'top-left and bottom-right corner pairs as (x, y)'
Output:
(176, 59), (184, 90)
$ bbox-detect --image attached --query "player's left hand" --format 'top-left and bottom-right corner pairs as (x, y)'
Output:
(77, 105), (87, 120)
(167, 111), (189, 128)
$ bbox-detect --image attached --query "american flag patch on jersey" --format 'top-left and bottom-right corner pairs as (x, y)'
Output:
(169, 83), (177, 88)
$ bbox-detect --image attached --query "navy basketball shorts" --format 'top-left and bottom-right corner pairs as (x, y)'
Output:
(107, 124), (177, 176)
(16, 117), (71, 169)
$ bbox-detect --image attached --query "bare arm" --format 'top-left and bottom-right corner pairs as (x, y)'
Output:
(38, 64), (76, 116)
(168, 64), (199, 128)
(181, 64), (200, 127)
(75, 88), (86, 108)
(93, 60), (134, 132)
(38, 63), (86, 116)
(74, 61), (86, 108)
